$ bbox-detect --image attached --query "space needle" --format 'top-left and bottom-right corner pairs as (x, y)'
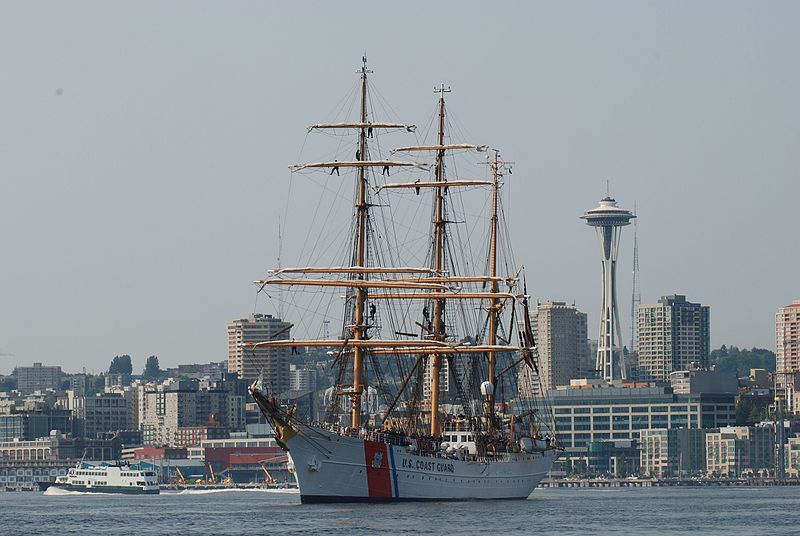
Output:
(582, 197), (636, 382)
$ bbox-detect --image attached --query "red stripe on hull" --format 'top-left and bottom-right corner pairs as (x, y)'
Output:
(363, 440), (392, 498)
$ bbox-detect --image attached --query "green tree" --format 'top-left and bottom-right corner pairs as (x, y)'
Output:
(735, 398), (767, 424)
(143, 355), (162, 379)
(709, 346), (776, 376)
(109, 355), (133, 375)
(735, 399), (753, 425)
(747, 404), (764, 423)
(0, 376), (16, 391)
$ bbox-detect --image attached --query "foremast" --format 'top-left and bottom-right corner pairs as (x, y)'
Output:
(271, 57), (420, 430)
(350, 58), (370, 429)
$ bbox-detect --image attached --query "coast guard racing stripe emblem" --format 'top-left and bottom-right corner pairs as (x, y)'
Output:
(363, 440), (392, 498)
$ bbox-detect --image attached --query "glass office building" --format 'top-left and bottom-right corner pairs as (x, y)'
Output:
(549, 385), (735, 454)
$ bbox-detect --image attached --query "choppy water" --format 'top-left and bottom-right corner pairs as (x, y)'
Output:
(2, 486), (798, 535)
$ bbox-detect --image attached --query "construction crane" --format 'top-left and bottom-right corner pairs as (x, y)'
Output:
(174, 466), (187, 486)
(259, 461), (276, 485)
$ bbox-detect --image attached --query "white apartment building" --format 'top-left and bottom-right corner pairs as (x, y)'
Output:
(227, 314), (291, 393)
(776, 300), (800, 374)
(637, 295), (710, 381)
(519, 301), (589, 398)
(15, 363), (62, 394)
(139, 380), (245, 445)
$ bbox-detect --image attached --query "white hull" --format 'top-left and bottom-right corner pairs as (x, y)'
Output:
(285, 426), (557, 503)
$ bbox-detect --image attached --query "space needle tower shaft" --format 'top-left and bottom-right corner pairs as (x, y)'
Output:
(581, 197), (635, 382)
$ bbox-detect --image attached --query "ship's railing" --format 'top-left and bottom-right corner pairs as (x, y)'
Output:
(313, 423), (554, 461)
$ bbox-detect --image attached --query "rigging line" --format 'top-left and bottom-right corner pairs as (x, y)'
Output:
(283, 133), (309, 238)
(296, 168), (349, 267)
(381, 356), (423, 422)
(368, 353), (393, 410)
(499, 201), (518, 278)
(417, 102), (439, 149)
(253, 282), (262, 315)
(320, 78), (360, 125)
(294, 173), (334, 267)
(445, 105), (479, 154)
(368, 78), (404, 125)
(272, 288), (335, 336)
(306, 210), (354, 268)
(283, 424), (334, 458)
(326, 80), (360, 129)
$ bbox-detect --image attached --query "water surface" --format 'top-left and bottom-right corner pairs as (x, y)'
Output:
(1, 486), (797, 535)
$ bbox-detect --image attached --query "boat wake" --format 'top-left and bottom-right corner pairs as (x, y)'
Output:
(43, 487), (125, 497)
(43, 487), (74, 496)
(163, 487), (299, 495)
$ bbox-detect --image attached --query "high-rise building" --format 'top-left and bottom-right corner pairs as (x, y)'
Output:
(640, 428), (706, 478)
(705, 425), (774, 477)
(582, 197), (635, 382)
(0, 413), (49, 441)
(519, 301), (589, 398)
(550, 383), (736, 455)
(71, 393), (130, 439)
(776, 300), (800, 414)
(637, 295), (710, 382)
(776, 300), (800, 374)
(289, 364), (318, 392)
(14, 363), (62, 394)
(227, 314), (291, 393)
(139, 379), (245, 446)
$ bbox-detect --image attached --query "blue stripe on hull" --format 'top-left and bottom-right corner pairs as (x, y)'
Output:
(387, 444), (399, 498)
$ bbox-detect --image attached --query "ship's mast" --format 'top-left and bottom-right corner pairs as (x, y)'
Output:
(268, 69), (496, 432)
(350, 57), (371, 429)
(429, 84), (450, 436)
(486, 150), (503, 435)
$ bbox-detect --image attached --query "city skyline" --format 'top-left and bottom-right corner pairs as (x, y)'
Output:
(1, 3), (799, 374)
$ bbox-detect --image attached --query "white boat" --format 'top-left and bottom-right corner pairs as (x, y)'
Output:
(248, 57), (561, 503)
(44, 463), (160, 495)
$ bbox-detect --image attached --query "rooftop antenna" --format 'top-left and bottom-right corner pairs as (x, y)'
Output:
(630, 201), (640, 355)
(276, 217), (284, 320)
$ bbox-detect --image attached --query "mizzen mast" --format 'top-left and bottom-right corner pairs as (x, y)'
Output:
(485, 149), (510, 435)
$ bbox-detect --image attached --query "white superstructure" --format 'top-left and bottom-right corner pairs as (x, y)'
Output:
(49, 463), (160, 494)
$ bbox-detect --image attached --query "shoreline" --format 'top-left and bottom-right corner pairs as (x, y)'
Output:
(538, 477), (800, 488)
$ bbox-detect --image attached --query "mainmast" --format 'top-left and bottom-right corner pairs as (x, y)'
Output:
(485, 150), (508, 435)
(428, 84), (450, 436)
(350, 57), (371, 429)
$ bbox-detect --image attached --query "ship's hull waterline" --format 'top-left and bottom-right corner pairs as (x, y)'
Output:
(285, 426), (557, 503)
(47, 483), (160, 495)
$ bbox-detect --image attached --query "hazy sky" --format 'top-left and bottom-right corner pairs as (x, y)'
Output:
(1, 2), (798, 375)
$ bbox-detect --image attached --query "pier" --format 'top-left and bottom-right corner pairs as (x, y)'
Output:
(539, 477), (800, 488)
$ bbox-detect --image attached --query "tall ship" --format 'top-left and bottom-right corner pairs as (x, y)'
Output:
(249, 58), (560, 503)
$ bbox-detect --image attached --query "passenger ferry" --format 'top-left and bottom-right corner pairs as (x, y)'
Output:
(44, 463), (160, 494)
